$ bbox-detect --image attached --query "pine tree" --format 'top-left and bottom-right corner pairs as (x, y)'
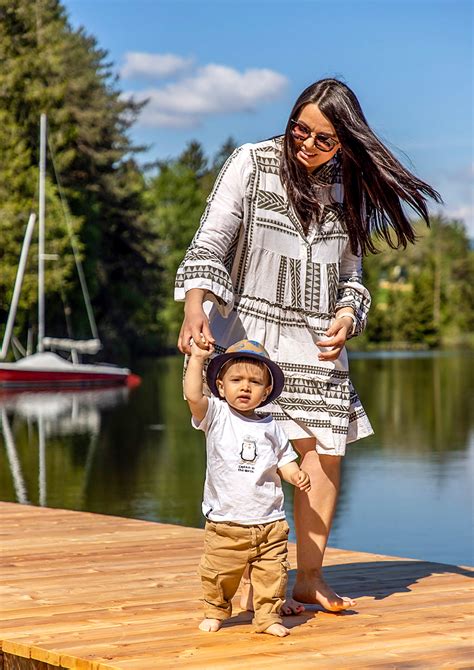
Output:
(0, 0), (163, 356)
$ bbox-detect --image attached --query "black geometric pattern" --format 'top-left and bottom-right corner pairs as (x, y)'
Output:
(276, 257), (287, 305)
(255, 217), (298, 237)
(289, 258), (302, 308)
(236, 294), (333, 326)
(235, 153), (258, 293)
(278, 361), (349, 379)
(279, 397), (349, 418)
(256, 154), (280, 175)
(318, 203), (346, 234)
(335, 285), (371, 336)
(284, 379), (351, 400)
(223, 227), (241, 274)
(184, 248), (214, 262)
(286, 205), (307, 241)
(327, 263), (339, 314)
(175, 264), (233, 295)
(312, 157), (343, 186)
(305, 253), (321, 311)
(235, 298), (309, 327)
(257, 190), (287, 214)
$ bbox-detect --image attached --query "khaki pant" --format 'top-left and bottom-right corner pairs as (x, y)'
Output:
(199, 518), (290, 633)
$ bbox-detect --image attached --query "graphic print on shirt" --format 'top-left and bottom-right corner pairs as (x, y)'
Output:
(238, 437), (257, 473)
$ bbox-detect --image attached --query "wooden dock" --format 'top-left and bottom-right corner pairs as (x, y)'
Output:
(0, 502), (472, 669)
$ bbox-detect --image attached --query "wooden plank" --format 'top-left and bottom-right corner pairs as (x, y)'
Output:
(1, 502), (472, 669)
(0, 644), (30, 661)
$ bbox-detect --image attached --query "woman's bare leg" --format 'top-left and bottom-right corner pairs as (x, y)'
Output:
(291, 438), (355, 610)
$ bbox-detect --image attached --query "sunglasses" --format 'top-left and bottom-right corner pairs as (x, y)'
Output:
(289, 119), (339, 152)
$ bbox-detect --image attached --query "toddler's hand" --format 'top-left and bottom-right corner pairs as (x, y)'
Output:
(190, 338), (215, 359)
(294, 469), (311, 492)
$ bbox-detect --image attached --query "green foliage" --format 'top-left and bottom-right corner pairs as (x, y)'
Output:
(360, 216), (474, 349)
(0, 0), (163, 357)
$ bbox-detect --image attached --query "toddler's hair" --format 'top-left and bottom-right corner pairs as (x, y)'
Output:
(217, 357), (272, 387)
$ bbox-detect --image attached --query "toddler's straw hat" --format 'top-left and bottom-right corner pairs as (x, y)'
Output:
(206, 339), (285, 407)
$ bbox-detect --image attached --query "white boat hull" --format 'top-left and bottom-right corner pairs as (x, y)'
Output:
(0, 353), (133, 388)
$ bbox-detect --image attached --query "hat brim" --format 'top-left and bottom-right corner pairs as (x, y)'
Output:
(206, 351), (285, 407)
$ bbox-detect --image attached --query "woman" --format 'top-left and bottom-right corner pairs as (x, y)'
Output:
(175, 78), (441, 612)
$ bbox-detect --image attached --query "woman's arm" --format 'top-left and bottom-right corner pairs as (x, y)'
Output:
(316, 245), (371, 361)
(175, 146), (251, 354)
(178, 289), (214, 355)
(334, 245), (371, 337)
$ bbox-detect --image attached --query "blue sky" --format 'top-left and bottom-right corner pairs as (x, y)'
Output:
(64, 0), (473, 234)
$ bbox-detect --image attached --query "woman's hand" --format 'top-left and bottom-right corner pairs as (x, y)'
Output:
(316, 316), (353, 361)
(178, 289), (216, 355)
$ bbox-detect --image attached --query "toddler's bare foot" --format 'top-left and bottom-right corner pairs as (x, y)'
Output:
(263, 622), (290, 637)
(293, 576), (355, 612)
(280, 597), (305, 615)
(199, 618), (221, 632)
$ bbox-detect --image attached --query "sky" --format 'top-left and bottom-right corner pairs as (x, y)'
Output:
(63, 0), (473, 235)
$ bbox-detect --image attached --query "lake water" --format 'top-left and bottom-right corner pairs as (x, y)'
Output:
(1, 351), (472, 567)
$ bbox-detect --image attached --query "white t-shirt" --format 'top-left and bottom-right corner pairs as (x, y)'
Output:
(193, 395), (298, 525)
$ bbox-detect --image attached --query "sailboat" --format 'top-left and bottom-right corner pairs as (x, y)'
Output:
(0, 115), (140, 389)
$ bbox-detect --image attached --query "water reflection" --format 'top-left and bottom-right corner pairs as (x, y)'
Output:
(0, 386), (130, 508)
(349, 352), (473, 455)
(0, 387), (129, 434)
(0, 352), (472, 566)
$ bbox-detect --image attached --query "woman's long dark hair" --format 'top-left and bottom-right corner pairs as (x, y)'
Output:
(280, 78), (442, 254)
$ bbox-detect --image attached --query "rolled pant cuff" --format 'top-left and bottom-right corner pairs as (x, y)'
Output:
(253, 615), (283, 633)
(204, 608), (231, 622)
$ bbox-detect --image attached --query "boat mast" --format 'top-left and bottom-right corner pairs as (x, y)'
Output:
(0, 213), (36, 360)
(37, 113), (46, 353)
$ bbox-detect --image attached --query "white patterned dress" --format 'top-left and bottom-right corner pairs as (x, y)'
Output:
(175, 138), (374, 455)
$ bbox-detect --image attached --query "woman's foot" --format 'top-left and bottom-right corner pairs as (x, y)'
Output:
(263, 623), (290, 637)
(199, 618), (222, 632)
(293, 576), (355, 611)
(240, 582), (305, 615)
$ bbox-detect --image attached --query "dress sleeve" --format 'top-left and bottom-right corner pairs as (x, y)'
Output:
(174, 145), (251, 317)
(334, 244), (372, 337)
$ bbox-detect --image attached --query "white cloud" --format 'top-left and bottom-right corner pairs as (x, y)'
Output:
(121, 52), (193, 80)
(441, 203), (474, 237)
(138, 109), (200, 129)
(434, 163), (474, 237)
(134, 63), (288, 128)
